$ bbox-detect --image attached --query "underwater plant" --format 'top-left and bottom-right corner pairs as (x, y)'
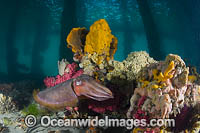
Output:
(21, 103), (47, 117)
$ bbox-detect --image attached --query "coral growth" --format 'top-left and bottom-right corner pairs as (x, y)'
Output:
(57, 59), (69, 76)
(0, 93), (17, 114)
(84, 19), (118, 64)
(133, 96), (149, 121)
(88, 101), (116, 113)
(127, 54), (200, 132)
(66, 27), (89, 54)
(66, 19), (118, 77)
(105, 51), (156, 95)
(189, 104), (200, 133)
(79, 53), (100, 76)
(0, 83), (19, 114)
(107, 51), (157, 82)
(87, 90), (121, 113)
(173, 105), (192, 131)
(33, 19), (200, 132)
(44, 62), (83, 87)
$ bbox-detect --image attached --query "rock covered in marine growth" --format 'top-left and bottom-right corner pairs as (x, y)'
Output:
(44, 62), (83, 87)
(0, 93), (17, 114)
(107, 51), (157, 81)
(0, 84), (18, 114)
(66, 19), (118, 78)
(127, 54), (200, 131)
(189, 104), (200, 133)
(79, 53), (97, 76)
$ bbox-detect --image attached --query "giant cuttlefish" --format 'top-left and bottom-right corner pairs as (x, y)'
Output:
(33, 74), (113, 110)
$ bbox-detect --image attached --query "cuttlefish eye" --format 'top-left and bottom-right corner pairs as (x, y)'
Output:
(75, 80), (82, 86)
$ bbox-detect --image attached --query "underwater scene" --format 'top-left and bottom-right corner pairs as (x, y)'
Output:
(0, 0), (200, 133)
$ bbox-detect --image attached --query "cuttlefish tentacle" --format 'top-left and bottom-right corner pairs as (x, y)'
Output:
(33, 74), (113, 111)
(73, 75), (113, 101)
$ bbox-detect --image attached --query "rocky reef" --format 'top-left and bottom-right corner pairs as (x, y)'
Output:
(127, 54), (200, 132)
(44, 61), (83, 88)
(55, 19), (200, 132)
(65, 19), (200, 132)
(0, 84), (18, 114)
(0, 19), (199, 133)
(0, 93), (17, 114)
(107, 51), (157, 81)
(66, 19), (118, 78)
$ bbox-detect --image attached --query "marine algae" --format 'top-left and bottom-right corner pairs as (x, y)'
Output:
(21, 103), (47, 117)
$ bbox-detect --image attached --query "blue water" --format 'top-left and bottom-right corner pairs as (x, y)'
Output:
(0, 0), (200, 81)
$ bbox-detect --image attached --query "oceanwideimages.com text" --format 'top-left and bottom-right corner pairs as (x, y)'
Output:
(24, 115), (175, 129)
